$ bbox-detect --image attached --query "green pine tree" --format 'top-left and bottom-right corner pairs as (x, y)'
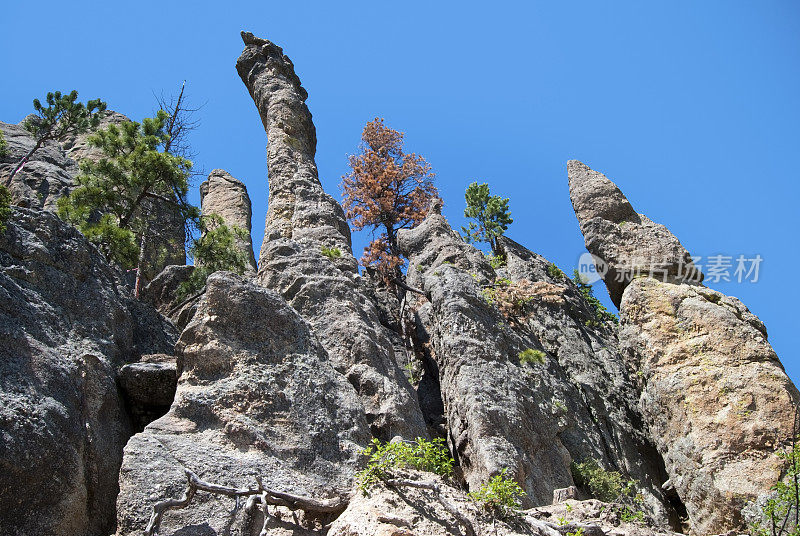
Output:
(57, 110), (198, 271)
(10, 90), (106, 180)
(572, 270), (619, 325)
(461, 181), (513, 255)
(177, 214), (250, 300)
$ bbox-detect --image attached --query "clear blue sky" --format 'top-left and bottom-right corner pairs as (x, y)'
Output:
(3, 2), (798, 381)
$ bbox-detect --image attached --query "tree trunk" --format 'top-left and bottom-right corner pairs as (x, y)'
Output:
(8, 140), (44, 182)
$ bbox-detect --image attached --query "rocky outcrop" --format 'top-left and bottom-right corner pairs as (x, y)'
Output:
(199, 169), (257, 271)
(118, 353), (178, 431)
(569, 161), (799, 534)
(568, 160), (701, 307)
(115, 272), (371, 535)
(398, 208), (576, 507)
(0, 207), (175, 536)
(59, 110), (131, 164)
(0, 120), (76, 210)
(398, 206), (676, 525)
(236, 32), (427, 440)
(140, 264), (197, 330)
(236, 31), (354, 268)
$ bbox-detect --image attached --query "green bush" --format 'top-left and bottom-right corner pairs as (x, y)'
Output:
(468, 468), (526, 518)
(0, 185), (10, 233)
(519, 348), (546, 365)
(486, 253), (507, 269)
(321, 246), (342, 259)
(356, 437), (454, 494)
(547, 263), (565, 282)
(0, 130), (7, 158)
(571, 458), (644, 521)
(752, 437), (800, 536)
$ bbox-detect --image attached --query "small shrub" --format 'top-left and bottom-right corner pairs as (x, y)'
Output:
(571, 458), (644, 521)
(567, 528), (585, 536)
(482, 278), (535, 319)
(486, 253), (507, 269)
(572, 270), (618, 325)
(0, 130), (7, 158)
(751, 435), (800, 536)
(547, 262), (565, 282)
(356, 437), (454, 494)
(519, 348), (546, 365)
(321, 246), (342, 259)
(0, 185), (10, 233)
(468, 468), (526, 518)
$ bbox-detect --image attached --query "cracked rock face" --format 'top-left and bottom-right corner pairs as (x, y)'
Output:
(568, 160), (701, 307)
(569, 162), (800, 534)
(236, 32), (427, 441)
(0, 207), (175, 536)
(200, 169), (257, 271)
(115, 272), (370, 536)
(398, 212), (576, 507)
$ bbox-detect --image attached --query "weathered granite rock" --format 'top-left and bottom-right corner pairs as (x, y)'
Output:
(140, 264), (198, 330)
(115, 272), (371, 536)
(236, 31), (354, 270)
(569, 162), (800, 533)
(237, 32), (427, 440)
(398, 210), (576, 507)
(620, 278), (799, 533)
(0, 206), (175, 536)
(567, 160), (701, 307)
(59, 110), (131, 164)
(496, 236), (674, 524)
(0, 120), (76, 210)
(329, 471), (676, 536)
(199, 169), (257, 271)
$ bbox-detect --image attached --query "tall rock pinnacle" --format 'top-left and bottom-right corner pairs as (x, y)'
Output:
(569, 160), (800, 534)
(199, 169), (257, 272)
(568, 160), (701, 307)
(236, 32), (427, 440)
(236, 31), (355, 271)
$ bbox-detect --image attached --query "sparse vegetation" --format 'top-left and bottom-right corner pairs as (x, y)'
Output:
(468, 469), (526, 518)
(519, 348), (546, 365)
(547, 262), (565, 282)
(482, 278), (535, 319)
(0, 130), (7, 157)
(486, 253), (507, 269)
(321, 246), (342, 259)
(751, 432), (800, 536)
(0, 185), (10, 233)
(571, 458), (644, 522)
(572, 270), (618, 325)
(356, 437), (454, 494)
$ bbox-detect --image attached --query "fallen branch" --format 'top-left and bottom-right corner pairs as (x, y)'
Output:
(145, 469), (349, 536)
(391, 277), (427, 297)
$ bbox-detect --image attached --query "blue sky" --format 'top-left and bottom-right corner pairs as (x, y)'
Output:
(3, 1), (799, 381)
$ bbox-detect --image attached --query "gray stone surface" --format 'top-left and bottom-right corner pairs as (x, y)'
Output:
(237, 32), (427, 440)
(200, 168), (257, 271)
(569, 162), (800, 533)
(0, 206), (175, 536)
(115, 272), (370, 536)
(118, 354), (178, 430)
(0, 120), (76, 210)
(568, 160), (701, 307)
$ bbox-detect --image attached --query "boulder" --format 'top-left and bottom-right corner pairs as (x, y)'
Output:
(118, 354), (178, 431)
(567, 160), (701, 307)
(199, 169), (257, 271)
(236, 31), (427, 440)
(115, 272), (371, 535)
(0, 206), (175, 536)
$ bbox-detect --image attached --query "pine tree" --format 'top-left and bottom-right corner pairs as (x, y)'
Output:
(57, 110), (198, 273)
(10, 90), (106, 180)
(461, 182), (513, 255)
(177, 214), (250, 299)
(341, 118), (438, 282)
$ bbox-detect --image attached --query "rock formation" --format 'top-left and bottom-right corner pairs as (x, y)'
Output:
(199, 169), (258, 271)
(569, 160), (799, 533)
(398, 204), (672, 523)
(0, 207), (175, 536)
(568, 160), (701, 307)
(115, 272), (370, 535)
(236, 31), (427, 440)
